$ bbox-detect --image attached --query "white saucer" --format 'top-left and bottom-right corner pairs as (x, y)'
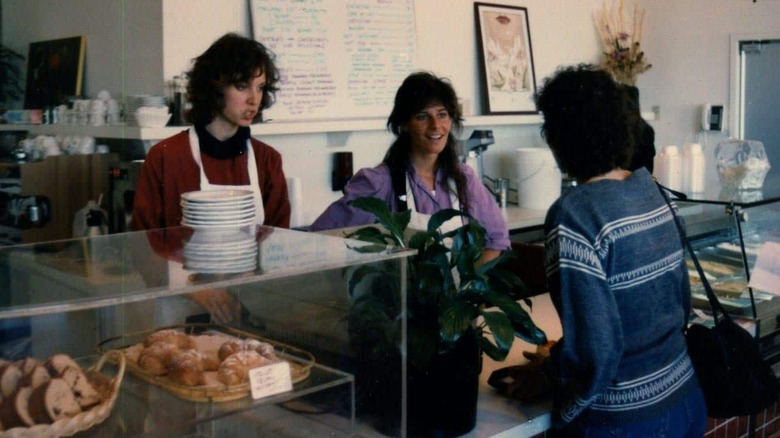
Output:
(181, 189), (254, 203)
(182, 217), (256, 229)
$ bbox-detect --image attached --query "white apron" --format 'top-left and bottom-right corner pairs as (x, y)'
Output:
(405, 173), (463, 236)
(188, 128), (265, 225)
(160, 128), (265, 325)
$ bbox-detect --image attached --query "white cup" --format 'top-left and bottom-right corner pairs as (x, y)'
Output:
(79, 136), (96, 154)
(90, 99), (106, 113)
(89, 112), (106, 126)
(75, 99), (90, 113)
(106, 112), (121, 125)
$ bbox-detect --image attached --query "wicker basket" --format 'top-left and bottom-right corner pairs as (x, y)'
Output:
(0, 350), (126, 438)
(97, 324), (314, 403)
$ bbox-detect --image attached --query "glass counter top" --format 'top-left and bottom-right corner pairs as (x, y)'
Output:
(674, 174), (780, 208)
(0, 225), (413, 319)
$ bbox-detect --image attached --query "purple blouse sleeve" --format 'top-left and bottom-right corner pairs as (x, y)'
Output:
(460, 163), (510, 250)
(308, 165), (395, 231)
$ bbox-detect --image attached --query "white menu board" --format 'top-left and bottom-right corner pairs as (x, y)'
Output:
(251, 0), (417, 122)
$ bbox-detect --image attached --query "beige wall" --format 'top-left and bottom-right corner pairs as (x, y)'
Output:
(2, 0), (164, 99)
(4, 0), (780, 223)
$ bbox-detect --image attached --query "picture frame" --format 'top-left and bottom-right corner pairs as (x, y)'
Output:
(474, 3), (537, 115)
(24, 36), (86, 109)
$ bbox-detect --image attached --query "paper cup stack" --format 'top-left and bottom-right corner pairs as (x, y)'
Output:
(180, 190), (258, 273)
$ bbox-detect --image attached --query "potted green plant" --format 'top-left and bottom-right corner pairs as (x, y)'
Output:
(344, 197), (547, 437)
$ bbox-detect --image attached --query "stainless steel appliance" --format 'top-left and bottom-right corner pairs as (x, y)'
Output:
(107, 160), (143, 233)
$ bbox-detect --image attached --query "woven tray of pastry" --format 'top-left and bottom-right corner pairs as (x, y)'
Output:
(686, 258), (742, 279)
(0, 350), (125, 437)
(96, 324), (314, 403)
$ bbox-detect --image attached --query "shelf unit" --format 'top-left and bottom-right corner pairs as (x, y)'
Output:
(0, 111), (657, 141)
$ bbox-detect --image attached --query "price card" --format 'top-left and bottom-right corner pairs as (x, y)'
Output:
(249, 361), (293, 400)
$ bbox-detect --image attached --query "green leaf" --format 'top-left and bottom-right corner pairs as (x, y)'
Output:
(510, 311), (549, 345)
(481, 291), (548, 346)
(346, 226), (391, 245)
(427, 209), (466, 234)
(439, 299), (477, 343)
(393, 209), (412, 236)
(348, 197), (408, 246)
(480, 310), (515, 355)
(454, 244), (481, 278)
(478, 336), (508, 362)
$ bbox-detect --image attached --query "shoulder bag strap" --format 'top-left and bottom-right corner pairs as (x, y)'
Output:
(656, 182), (730, 324)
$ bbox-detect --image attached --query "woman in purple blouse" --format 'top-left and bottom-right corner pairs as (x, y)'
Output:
(309, 72), (509, 263)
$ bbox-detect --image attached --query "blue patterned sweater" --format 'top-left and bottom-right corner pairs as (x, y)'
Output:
(543, 168), (699, 427)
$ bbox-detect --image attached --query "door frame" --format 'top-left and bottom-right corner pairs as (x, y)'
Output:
(729, 32), (780, 138)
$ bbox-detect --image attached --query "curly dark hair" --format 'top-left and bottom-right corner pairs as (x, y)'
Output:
(383, 72), (469, 209)
(534, 64), (639, 181)
(186, 33), (280, 124)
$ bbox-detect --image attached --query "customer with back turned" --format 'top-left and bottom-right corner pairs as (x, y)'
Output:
(309, 71), (509, 264)
(535, 64), (706, 437)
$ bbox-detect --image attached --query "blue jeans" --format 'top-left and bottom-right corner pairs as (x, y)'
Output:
(555, 387), (707, 438)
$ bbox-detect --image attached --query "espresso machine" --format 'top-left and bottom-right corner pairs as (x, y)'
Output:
(107, 160), (143, 233)
(459, 130), (510, 207)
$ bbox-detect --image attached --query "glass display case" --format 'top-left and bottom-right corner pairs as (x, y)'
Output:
(676, 174), (780, 364)
(0, 226), (413, 437)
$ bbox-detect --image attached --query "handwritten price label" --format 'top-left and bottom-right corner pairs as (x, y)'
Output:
(249, 361), (293, 400)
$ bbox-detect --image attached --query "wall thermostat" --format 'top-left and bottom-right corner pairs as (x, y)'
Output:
(702, 104), (725, 131)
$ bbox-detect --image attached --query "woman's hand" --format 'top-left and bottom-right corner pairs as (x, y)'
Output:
(477, 248), (501, 267)
(188, 289), (242, 324)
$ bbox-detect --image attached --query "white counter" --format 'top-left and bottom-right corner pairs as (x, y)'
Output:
(501, 206), (547, 233)
(469, 293), (561, 437)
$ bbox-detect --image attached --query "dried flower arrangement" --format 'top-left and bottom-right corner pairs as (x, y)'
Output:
(594, 0), (652, 86)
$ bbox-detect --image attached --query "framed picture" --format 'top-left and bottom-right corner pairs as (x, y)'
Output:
(474, 3), (537, 115)
(24, 36), (85, 109)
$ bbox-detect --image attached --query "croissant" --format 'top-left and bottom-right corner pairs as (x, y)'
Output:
(143, 329), (196, 350)
(217, 351), (270, 386)
(137, 343), (179, 376)
(168, 350), (206, 386)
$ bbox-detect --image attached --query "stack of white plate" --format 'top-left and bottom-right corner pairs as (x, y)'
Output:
(180, 189), (256, 229)
(181, 189), (258, 273)
(183, 229), (258, 274)
(126, 95), (167, 125)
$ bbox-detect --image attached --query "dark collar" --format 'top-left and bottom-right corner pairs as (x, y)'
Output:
(194, 123), (250, 159)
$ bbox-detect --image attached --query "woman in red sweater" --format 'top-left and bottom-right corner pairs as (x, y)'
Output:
(129, 33), (290, 324)
(131, 33), (290, 231)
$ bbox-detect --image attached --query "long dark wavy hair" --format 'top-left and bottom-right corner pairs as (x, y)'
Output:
(383, 72), (469, 209)
(186, 33), (280, 124)
(534, 64), (638, 181)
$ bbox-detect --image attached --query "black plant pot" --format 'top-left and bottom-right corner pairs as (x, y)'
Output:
(368, 332), (482, 437)
(407, 333), (482, 437)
